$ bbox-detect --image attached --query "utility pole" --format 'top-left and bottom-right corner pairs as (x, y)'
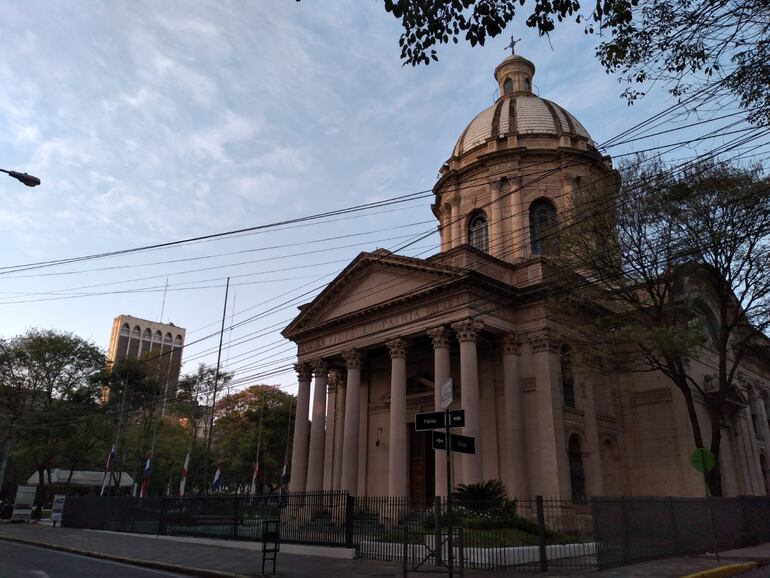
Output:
(203, 277), (230, 493)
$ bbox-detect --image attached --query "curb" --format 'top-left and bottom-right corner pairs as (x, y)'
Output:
(0, 533), (249, 578)
(682, 562), (758, 578)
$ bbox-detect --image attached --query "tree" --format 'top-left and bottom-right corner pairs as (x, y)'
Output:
(0, 330), (105, 504)
(211, 385), (294, 494)
(556, 156), (770, 495)
(347, 0), (770, 123)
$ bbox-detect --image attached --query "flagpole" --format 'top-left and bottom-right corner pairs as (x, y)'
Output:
(281, 399), (293, 492)
(251, 390), (265, 497)
(204, 277), (230, 495)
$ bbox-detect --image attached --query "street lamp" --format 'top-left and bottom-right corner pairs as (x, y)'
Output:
(0, 168), (41, 187)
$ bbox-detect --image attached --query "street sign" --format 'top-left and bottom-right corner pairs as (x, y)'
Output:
(690, 447), (716, 473)
(416, 411), (445, 431)
(449, 433), (475, 454)
(440, 378), (453, 409)
(415, 409), (465, 431)
(431, 431), (476, 454)
(432, 431), (447, 450)
(447, 409), (465, 428)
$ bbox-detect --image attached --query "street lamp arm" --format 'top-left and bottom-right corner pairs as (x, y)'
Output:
(0, 168), (41, 187)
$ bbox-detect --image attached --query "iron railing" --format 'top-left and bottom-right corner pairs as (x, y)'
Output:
(592, 495), (770, 568)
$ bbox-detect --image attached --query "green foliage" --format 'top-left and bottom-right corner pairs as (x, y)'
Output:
(452, 479), (508, 506)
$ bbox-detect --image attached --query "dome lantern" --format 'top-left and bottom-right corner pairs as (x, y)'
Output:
(495, 55), (535, 97)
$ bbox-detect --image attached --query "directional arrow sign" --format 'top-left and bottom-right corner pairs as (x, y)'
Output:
(431, 431), (475, 454)
(416, 411), (445, 431)
(432, 431), (447, 451)
(448, 409), (465, 428)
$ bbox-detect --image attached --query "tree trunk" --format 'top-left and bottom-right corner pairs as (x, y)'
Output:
(707, 406), (724, 497)
(682, 386), (706, 449)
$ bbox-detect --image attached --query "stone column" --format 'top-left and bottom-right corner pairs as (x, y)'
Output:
(451, 195), (462, 249)
(530, 329), (570, 499)
(490, 181), (505, 259)
(428, 326), (451, 497)
(439, 204), (452, 252)
(584, 382), (605, 497)
(332, 378), (346, 490)
(323, 377), (337, 491)
(387, 338), (408, 497)
(745, 394), (765, 494)
(305, 359), (328, 492)
(758, 393), (770, 447)
(508, 175), (525, 261)
(501, 334), (528, 497)
(289, 363), (312, 492)
(341, 349), (362, 495)
(452, 319), (484, 485)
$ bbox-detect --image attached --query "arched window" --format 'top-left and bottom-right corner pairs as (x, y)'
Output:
(568, 434), (586, 503)
(467, 211), (489, 253)
(503, 77), (513, 95)
(560, 345), (576, 408)
(761, 454), (770, 496)
(529, 199), (557, 255)
(120, 323), (130, 336)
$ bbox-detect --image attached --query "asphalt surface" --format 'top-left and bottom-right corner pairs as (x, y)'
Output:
(0, 540), (190, 578)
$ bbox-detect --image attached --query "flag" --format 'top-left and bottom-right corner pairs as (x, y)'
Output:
(99, 443), (116, 497)
(280, 457), (289, 493)
(139, 454), (151, 498)
(211, 463), (222, 493)
(164, 473), (173, 497)
(179, 451), (190, 496)
(249, 456), (259, 497)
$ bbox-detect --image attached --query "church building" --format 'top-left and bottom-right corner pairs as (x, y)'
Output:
(282, 54), (770, 502)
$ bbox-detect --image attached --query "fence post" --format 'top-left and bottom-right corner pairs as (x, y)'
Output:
(233, 497), (241, 539)
(620, 496), (630, 564)
(458, 527), (465, 578)
(434, 495), (443, 566)
(402, 524), (409, 578)
(344, 493), (355, 548)
(536, 496), (548, 572)
(669, 497), (680, 555)
(158, 497), (167, 536)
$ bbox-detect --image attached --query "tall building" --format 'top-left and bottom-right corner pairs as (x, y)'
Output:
(282, 53), (770, 501)
(106, 315), (186, 402)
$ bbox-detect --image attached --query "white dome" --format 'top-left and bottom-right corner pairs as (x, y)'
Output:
(453, 94), (594, 157)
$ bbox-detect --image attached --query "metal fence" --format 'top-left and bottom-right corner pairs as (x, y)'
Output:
(592, 496), (770, 568)
(351, 495), (596, 571)
(64, 492), (350, 546)
(64, 493), (770, 572)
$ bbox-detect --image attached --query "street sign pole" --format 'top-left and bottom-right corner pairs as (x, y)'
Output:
(445, 407), (453, 578)
(690, 447), (719, 563)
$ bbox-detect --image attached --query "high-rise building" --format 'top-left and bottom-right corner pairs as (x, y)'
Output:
(106, 315), (186, 402)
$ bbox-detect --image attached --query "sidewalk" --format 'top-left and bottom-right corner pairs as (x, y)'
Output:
(0, 521), (768, 578)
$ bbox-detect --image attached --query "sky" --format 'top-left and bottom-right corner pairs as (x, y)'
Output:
(0, 1), (755, 397)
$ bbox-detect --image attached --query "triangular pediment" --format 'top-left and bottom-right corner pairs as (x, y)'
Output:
(283, 250), (464, 338)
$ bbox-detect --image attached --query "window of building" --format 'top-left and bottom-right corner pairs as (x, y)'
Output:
(568, 434), (586, 503)
(529, 199), (557, 255)
(561, 344), (576, 408)
(503, 77), (513, 95)
(467, 210), (489, 253)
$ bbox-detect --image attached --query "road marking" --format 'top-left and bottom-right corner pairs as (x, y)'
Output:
(27, 572), (51, 577)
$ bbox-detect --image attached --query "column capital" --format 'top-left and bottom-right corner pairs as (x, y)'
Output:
(500, 333), (520, 355)
(295, 362), (313, 383)
(528, 328), (560, 353)
(386, 338), (407, 358)
(452, 319), (484, 342)
(312, 358), (329, 376)
(427, 326), (451, 349)
(342, 349), (362, 369)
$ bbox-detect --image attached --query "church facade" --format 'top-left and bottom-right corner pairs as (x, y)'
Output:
(282, 55), (770, 502)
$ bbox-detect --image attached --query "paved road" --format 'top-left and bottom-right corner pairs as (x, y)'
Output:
(0, 540), (190, 578)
